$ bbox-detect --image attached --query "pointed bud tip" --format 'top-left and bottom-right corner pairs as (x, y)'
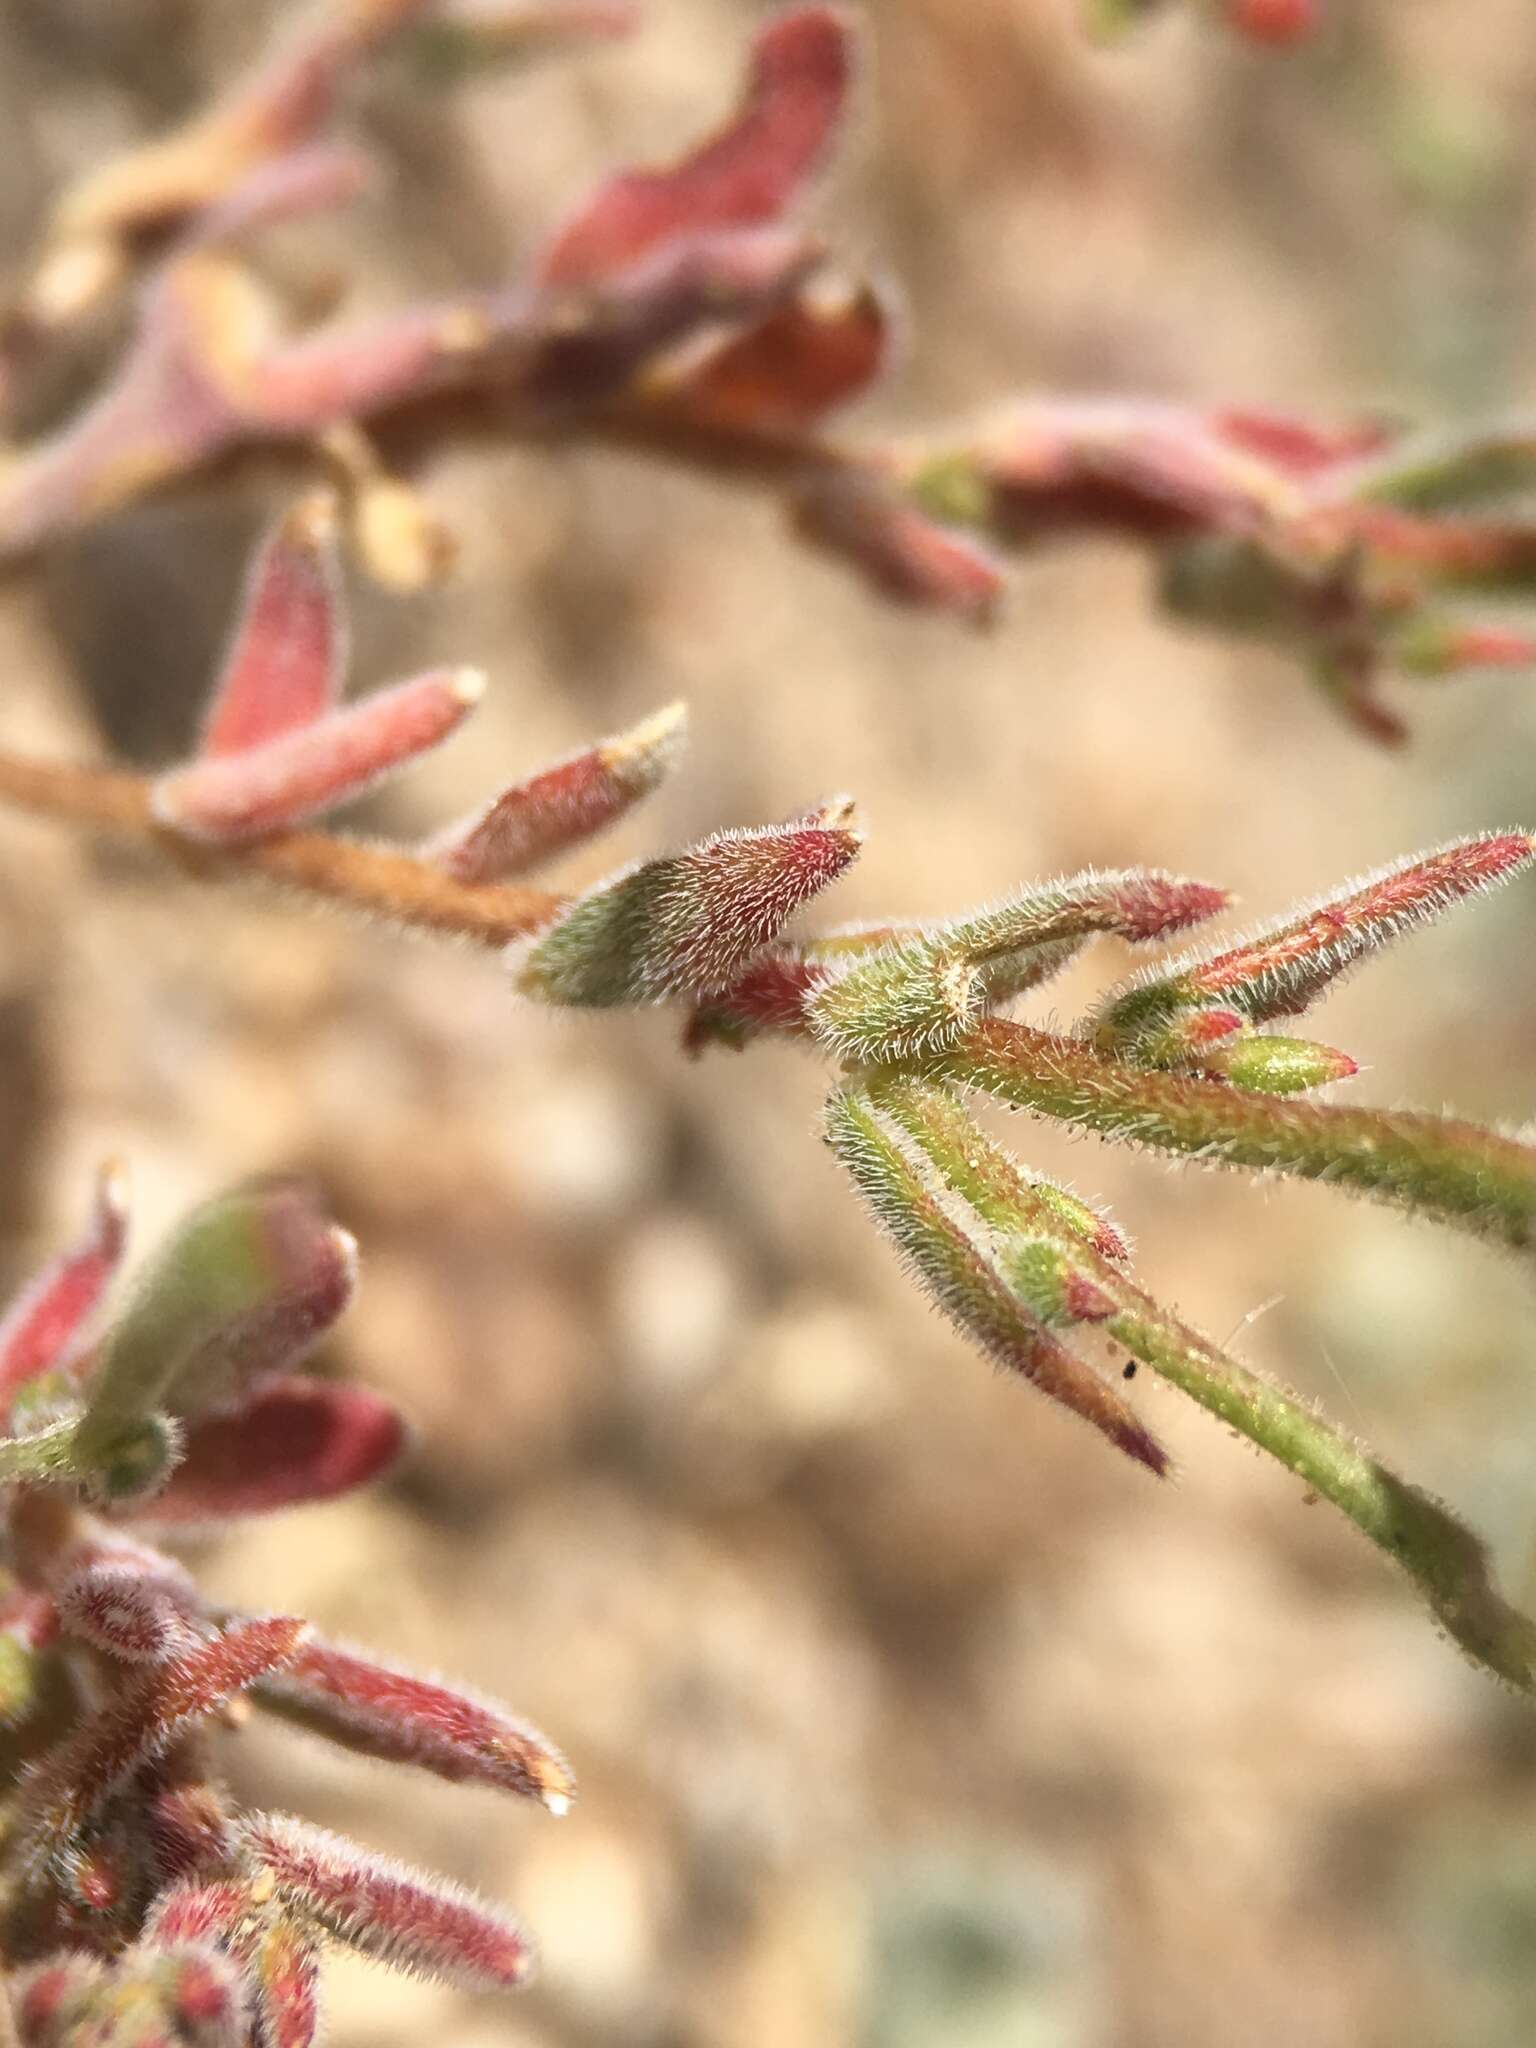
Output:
(449, 666), (487, 709)
(286, 488), (342, 551)
(601, 700), (689, 774)
(1183, 1008), (1246, 1050)
(534, 1748), (577, 1813)
(804, 792), (861, 836)
(97, 1155), (131, 1221)
(1120, 1424), (1171, 1478)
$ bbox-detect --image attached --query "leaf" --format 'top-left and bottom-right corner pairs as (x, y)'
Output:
(873, 1072), (1536, 1692)
(0, 1161), (128, 1423)
(1095, 833), (1536, 1046)
(254, 1636), (573, 1810)
(153, 668), (484, 844)
(661, 276), (888, 432)
(200, 493), (346, 759)
(132, 1379), (407, 1524)
(792, 474), (1007, 622)
(809, 868), (1228, 1064)
(19, 1615), (309, 1849)
(937, 1017), (1536, 1258)
(240, 1813), (535, 1992)
(429, 702), (687, 882)
(824, 1082), (1168, 1473)
(537, 5), (854, 286)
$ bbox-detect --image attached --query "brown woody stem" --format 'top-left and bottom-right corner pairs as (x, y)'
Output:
(0, 750), (563, 945)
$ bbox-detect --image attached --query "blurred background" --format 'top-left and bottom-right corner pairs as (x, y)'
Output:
(3, 2), (1536, 2043)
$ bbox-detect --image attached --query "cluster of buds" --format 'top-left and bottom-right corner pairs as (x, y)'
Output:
(1, 2), (1532, 736)
(1, 499), (1535, 1695)
(0, 1168), (570, 2042)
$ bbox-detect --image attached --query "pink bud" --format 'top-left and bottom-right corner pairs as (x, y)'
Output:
(200, 493), (345, 760)
(683, 945), (827, 1053)
(152, 668), (484, 843)
(146, 1785), (236, 1888)
(16, 1958), (105, 2043)
(517, 800), (862, 1005)
(1176, 1007), (1246, 1050)
(146, 1882), (247, 1947)
(169, 1948), (241, 2027)
(1203, 1034), (1360, 1095)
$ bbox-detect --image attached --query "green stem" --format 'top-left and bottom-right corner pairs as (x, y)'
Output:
(930, 1018), (1536, 1257)
(870, 1073), (1536, 1691)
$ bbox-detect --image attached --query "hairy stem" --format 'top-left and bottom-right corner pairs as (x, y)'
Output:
(931, 1017), (1536, 1257)
(0, 750), (563, 944)
(870, 1074), (1536, 1690)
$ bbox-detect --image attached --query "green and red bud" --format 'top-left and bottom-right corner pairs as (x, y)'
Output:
(517, 799), (862, 1006)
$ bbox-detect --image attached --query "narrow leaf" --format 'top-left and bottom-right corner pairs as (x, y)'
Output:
(824, 1083), (1167, 1473)
(0, 1161), (128, 1421)
(153, 667), (484, 843)
(810, 868), (1228, 1065)
(240, 1813), (535, 1991)
(132, 1378), (407, 1524)
(18, 1616), (307, 1849)
(537, 5), (852, 286)
(254, 1636), (574, 1810)
(201, 493), (346, 759)
(430, 701), (687, 883)
(1096, 833), (1536, 1047)
(936, 1018), (1536, 1258)
(873, 1072), (1536, 1692)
